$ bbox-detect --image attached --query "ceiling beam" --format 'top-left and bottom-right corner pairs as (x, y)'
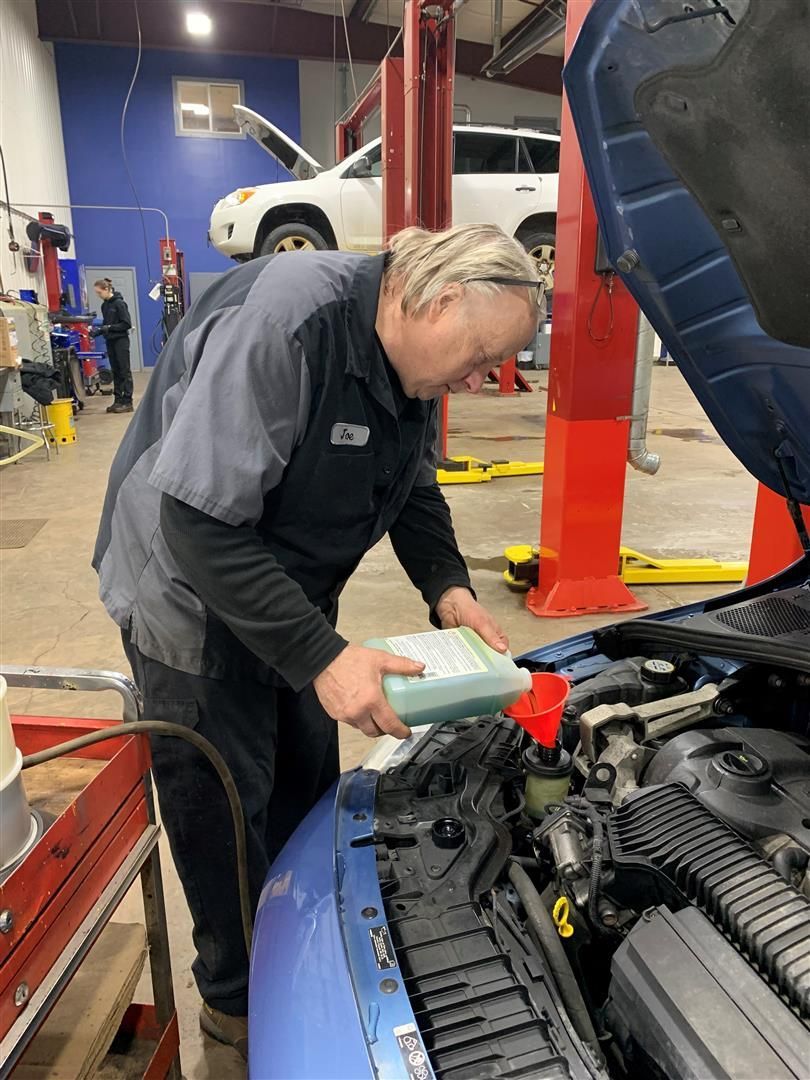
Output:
(35, 0), (563, 95)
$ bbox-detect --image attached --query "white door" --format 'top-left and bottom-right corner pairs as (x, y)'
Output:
(85, 266), (144, 372)
(452, 131), (544, 236)
(338, 143), (383, 252)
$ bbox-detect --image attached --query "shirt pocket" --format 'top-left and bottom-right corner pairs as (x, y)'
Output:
(303, 448), (377, 542)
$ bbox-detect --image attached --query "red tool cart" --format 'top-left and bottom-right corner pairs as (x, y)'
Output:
(0, 667), (180, 1079)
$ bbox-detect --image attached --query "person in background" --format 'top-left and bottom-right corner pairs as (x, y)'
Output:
(92, 278), (134, 414)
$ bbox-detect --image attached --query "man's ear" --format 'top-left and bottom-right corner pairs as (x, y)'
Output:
(426, 283), (464, 322)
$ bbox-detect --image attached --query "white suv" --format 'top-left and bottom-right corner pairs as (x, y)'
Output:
(209, 106), (559, 287)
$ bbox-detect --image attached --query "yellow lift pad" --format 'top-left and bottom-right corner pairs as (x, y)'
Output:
(438, 456), (544, 485)
(503, 544), (748, 589)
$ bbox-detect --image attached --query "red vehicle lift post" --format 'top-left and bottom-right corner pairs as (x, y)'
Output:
(527, 0), (645, 619)
(404, 0), (455, 458)
(747, 482), (810, 585)
(337, 0), (456, 455)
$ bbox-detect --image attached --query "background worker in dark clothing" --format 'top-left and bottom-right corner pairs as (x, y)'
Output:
(92, 278), (133, 413)
(93, 223), (541, 1058)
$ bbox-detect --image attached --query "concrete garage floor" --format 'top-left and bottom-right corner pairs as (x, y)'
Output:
(1, 364), (756, 1078)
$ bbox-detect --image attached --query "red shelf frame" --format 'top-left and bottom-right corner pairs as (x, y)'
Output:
(0, 670), (180, 1080)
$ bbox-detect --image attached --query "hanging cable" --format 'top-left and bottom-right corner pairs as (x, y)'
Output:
(120, 0), (154, 284)
(22, 720), (253, 957)
(335, 26), (404, 128)
(339, 0), (359, 103)
(587, 270), (615, 343)
(333, 0), (338, 136)
(0, 142), (18, 290)
(0, 143), (18, 254)
(419, 17), (430, 225)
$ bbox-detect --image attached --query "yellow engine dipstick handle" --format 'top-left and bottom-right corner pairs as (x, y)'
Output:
(553, 896), (574, 938)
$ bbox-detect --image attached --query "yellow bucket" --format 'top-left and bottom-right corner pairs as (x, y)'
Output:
(45, 398), (77, 444)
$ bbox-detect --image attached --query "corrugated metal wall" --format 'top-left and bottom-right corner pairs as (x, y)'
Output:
(0, 0), (73, 298)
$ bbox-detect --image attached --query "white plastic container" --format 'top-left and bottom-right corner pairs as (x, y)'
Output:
(365, 627), (532, 727)
(0, 676), (38, 873)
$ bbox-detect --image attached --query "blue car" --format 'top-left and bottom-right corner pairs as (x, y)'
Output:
(249, 1), (810, 1076)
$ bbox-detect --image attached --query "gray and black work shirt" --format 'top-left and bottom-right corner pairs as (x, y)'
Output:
(93, 252), (472, 691)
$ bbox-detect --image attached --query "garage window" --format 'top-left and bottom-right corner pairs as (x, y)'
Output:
(173, 78), (245, 138)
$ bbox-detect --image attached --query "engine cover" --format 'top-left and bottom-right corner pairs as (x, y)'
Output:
(607, 905), (810, 1080)
(643, 727), (810, 852)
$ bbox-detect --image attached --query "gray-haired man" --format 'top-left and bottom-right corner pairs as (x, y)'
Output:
(93, 222), (540, 1055)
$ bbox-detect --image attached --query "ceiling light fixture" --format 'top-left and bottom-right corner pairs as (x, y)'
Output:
(186, 11), (212, 36)
(481, 0), (566, 78)
(181, 103), (211, 116)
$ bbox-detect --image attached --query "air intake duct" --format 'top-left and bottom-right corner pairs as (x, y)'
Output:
(608, 783), (810, 1017)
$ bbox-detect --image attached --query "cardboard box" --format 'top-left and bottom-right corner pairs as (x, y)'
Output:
(0, 317), (20, 367)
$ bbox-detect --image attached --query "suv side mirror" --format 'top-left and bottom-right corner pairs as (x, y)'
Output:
(350, 156), (373, 179)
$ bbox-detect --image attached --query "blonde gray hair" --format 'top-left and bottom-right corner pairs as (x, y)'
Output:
(384, 223), (540, 315)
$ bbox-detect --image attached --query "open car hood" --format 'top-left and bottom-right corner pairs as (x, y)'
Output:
(233, 105), (323, 180)
(564, 0), (810, 504)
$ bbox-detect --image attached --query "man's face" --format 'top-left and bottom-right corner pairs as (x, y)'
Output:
(395, 287), (539, 400)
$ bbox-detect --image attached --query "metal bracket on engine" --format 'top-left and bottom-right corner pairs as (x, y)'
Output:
(579, 683), (721, 762)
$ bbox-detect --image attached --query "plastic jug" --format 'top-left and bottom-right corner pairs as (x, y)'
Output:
(365, 627), (533, 727)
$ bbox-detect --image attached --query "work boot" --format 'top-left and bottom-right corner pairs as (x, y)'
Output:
(199, 1003), (248, 1060)
(107, 402), (134, 414)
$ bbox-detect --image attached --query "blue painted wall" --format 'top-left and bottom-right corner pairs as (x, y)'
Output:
(55, 44), (300, 363)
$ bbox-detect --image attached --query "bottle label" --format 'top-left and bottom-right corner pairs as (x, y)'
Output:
(384, 629), (487, 682)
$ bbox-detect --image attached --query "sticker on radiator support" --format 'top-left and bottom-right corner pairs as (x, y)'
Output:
(369, 924), (397, 970)
(393, 1023), (431, 1080)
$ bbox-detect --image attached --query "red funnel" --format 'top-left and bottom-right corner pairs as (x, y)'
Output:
(505, 672), (570, 748)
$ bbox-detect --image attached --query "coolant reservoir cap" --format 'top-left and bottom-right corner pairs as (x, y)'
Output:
(641, 658), (676, 685)
(504, 672), (570, 748)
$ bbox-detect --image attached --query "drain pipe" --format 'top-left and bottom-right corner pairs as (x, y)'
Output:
(627, 313), (661, 475)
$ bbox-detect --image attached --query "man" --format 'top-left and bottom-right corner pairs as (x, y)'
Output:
(93, 222), (541, 1058)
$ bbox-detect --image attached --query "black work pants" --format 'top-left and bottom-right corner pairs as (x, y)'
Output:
(107, 336), (133, 405)
(122, 631), (340, 1016)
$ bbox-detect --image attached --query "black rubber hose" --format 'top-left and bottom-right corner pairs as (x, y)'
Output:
(507, 861), (601, 1055)
(22, 721), (253, 957)
(772, 845), (809, 885)
(611, 619), (810, 675)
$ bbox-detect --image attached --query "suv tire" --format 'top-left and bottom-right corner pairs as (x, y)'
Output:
(518, 229), (555, 293)
(259, 223), (330, 256)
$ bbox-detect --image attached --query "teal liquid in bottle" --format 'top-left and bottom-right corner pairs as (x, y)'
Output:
(364, 627), (532, 727)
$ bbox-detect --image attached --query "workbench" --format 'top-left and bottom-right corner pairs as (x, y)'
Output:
(0, 668), (180, 1079)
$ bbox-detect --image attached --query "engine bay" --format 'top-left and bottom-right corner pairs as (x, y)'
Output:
(370, 597), (810, 1079)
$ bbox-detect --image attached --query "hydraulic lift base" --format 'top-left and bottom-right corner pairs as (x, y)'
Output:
(438, 457), (544, 485)
(504, 544), (748, 590)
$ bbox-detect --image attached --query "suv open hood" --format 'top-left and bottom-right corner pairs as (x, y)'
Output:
(564, 0), (810, 504)
(233, 105), (323, 180)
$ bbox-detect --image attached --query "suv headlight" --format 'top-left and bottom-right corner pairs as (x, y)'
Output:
(221, 188), (256, 208)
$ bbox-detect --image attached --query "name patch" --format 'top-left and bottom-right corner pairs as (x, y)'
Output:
(330, 423), (370, 447)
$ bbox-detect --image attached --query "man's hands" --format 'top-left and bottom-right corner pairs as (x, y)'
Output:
(314, 590), (507, 741)
(435, 586), (509, 653)
(313, 644), (424, 740)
